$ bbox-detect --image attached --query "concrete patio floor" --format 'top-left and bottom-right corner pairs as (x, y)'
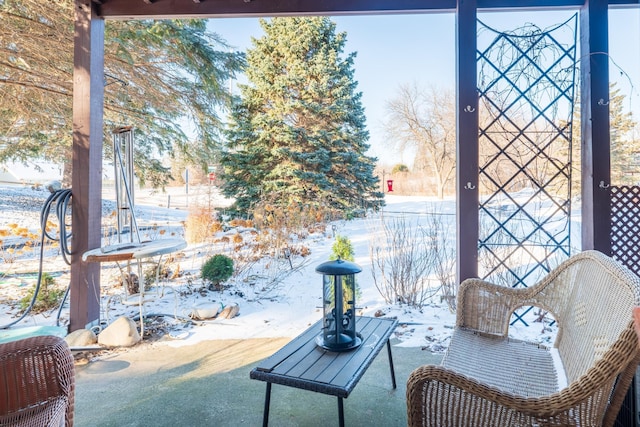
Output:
(74, 337), (442, 426)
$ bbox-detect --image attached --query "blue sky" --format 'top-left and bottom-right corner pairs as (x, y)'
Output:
(207, 9), (640, 167)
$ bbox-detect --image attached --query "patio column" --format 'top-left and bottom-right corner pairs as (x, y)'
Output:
(456, 0), (479, 282)
(580, 0), (611, 254)
(71, 0), (104, 331)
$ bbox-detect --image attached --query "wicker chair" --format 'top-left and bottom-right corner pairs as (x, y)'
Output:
(0, 335), (75, 427)
(407, 250), (640, 427)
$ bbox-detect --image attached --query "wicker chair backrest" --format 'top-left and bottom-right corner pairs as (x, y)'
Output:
(524, 251), (640, 385)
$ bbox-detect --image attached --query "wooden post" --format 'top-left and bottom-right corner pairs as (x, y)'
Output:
(580, 0), (611, 254)
(456, 0), (479, 282)
(71, 0), (104, 331)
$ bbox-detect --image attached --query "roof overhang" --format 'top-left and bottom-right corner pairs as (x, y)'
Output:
(93, 0), (638, 20)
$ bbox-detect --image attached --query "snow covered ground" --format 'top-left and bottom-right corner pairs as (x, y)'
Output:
(0, 183), (561, 352)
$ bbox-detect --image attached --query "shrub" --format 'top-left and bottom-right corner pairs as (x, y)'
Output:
(185, 206), (216, 244)
(330, 235), (354, 261)
(143, 261), (173, 287)
(19, 273), (65, 314)
(201, 254), (234, 291)
(392, 163), (410, 174)
(369, 215), (434, 307)
(328, 235), (359, 306)
(0, 223), (48, 265)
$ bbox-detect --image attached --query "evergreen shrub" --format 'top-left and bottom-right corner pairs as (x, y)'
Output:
(201, 254), (234, 291)
(330, 235), (355, 261)
(328, 235), (360, 305)
(19, 273), (65, 314)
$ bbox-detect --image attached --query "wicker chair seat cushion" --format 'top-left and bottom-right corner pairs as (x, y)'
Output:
(0, 396), (67, 427)
(442, 328), (564, 398)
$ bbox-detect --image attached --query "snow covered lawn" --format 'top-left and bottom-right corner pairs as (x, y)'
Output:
(0, 184), (558, 352)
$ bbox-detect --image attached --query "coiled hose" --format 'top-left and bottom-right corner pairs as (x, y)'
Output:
(1, 188), (73, 329)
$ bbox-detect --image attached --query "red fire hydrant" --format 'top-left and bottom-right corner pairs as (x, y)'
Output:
(386, 179), (394, 192)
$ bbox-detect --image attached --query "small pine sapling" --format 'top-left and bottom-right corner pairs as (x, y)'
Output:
(201, 254), (234, 291)
(329, 235), (360, 306)
(330, 235), (354, 261)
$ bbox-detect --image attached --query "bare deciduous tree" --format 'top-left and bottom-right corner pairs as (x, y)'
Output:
(384, 83), (456, 199)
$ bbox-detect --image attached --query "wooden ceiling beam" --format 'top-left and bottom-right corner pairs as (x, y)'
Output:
(96, 0), (458, 19)
(94, 0), (638, 19)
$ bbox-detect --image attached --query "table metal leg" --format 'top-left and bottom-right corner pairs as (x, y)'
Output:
(338, 397), (345, 427)
(386, 340), (397, 389)
(263, 382), (272, 427)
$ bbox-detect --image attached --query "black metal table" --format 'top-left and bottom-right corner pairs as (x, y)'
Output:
(250, 316), (398, 427)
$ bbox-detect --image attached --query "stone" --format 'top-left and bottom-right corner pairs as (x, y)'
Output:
(65, 329), (98, 347)
(218, 303), (239, 319)
(190, 302), (220, 320)
(98, 316), (141, 347)
(44, 180), (62, 194)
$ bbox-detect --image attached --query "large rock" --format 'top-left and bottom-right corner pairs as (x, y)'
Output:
(218, 303), (239, 319)
(65, 329), (98, 347)
(190, 302), (220, 320)
(98, 316), (141, 347)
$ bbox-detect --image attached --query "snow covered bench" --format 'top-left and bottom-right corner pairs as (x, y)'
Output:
(407, 250), (640, 427)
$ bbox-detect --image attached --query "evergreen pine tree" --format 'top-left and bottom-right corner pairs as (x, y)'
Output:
(221, 17), (383, 215)
(569, 82), (638, 191)
(0, 1), (244, 187)
(608, 84), (637, 185)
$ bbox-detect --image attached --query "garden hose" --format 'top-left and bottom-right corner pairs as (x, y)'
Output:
(0, 188), (73, 329)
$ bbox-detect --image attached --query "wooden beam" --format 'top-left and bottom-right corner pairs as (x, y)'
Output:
(96, 0), (457, 19)
(94, 0), (640, 19)
(477, 0), (583, 7)
(71, 0), (104, 331)
(580, 0), (611, 254)
(456, 0), (479, 282)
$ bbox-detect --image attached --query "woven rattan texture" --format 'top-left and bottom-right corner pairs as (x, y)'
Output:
(0, 335), (75, 427)
(407, 251), (640, 427)
(442, 329), (559, 397)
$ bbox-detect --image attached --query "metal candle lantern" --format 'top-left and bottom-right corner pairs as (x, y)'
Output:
(315, 259), (362, 352)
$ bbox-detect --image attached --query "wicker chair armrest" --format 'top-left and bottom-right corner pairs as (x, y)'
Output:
(407, 364), (601, 427)
(407, 326), (640, 427)
(0, 335), (75, 427)
(456, 278), (529, 336)
(407, 364), (552, 426)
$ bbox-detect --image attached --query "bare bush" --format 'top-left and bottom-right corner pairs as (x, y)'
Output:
(185, 205), (218, 244)
(369, 215), (436, 307)
(369, 208), (458, 310)
(424, 210), (457, 311)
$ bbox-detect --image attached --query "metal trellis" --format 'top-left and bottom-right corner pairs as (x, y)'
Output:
(476, 16), (578, 325)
